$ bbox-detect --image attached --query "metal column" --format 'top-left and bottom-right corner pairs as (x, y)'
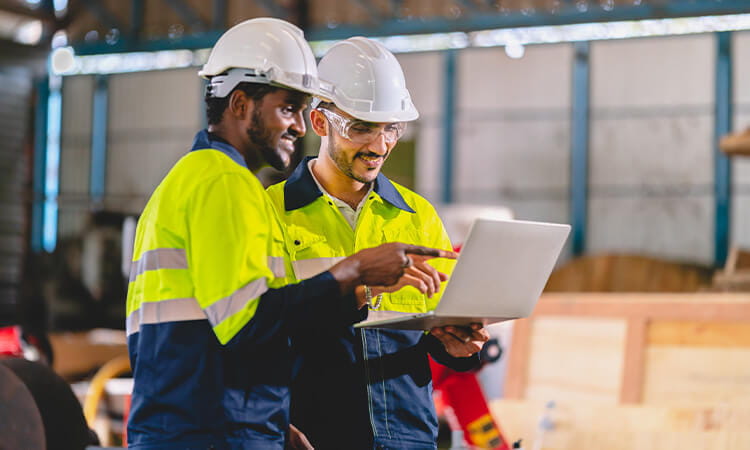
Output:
(571, 41), (590, 256)
(90, 74), (109, 204)
(714, 31), (732, 267)
(442, 49), (457, 204)
(31, 78), (49, 253)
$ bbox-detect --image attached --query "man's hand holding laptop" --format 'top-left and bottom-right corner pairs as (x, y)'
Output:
(361, 247), (489, 359)
(430, 323), (489, 358)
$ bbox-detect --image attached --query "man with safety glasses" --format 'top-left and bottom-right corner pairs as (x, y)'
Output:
(267, 37), (490, 449)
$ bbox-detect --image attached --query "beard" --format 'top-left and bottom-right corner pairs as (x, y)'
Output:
(327, 137), (388, 184)
(247, 108), (289, 171)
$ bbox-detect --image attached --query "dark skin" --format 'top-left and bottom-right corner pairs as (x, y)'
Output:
(207, 85), (456, 303)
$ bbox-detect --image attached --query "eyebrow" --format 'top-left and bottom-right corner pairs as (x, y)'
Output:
(283, 91), (310, 107)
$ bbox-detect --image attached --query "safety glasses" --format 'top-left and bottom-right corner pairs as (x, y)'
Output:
(318, 108), (406, 144)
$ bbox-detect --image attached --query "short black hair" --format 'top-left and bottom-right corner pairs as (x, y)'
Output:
(205, 81), (280, 125)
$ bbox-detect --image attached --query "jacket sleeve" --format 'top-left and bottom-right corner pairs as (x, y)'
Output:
(225, 272), (368, 349)
(186, 173), (363, 348)
(420, 333), (481, 372)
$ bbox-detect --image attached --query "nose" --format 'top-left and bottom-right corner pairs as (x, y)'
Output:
(366, 132), (388, 155)
(291, 111), (306, 137)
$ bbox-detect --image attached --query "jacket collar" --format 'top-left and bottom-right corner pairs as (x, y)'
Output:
(284, 156), (415, 213)
(190, 129), (247, 169)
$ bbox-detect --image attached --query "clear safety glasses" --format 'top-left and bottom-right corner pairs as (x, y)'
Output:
(318, 108), (406, 144)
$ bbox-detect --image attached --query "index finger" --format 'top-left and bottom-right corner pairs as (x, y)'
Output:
(403, 244), (458, 260)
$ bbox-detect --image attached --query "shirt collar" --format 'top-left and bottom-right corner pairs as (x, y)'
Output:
(284, 156), (415, 213)
(190, 129), (247, 169)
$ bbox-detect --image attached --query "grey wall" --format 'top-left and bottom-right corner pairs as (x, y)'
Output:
(59, 75), (93, 238)
(588, 34), (715, 265)
(58, 68), (202, 238)
(733, 32), (750, 251)
(106, 68), (202, 214)
(455, 44), (572, 226)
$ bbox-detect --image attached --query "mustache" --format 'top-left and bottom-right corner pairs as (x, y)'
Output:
(282, 129), (300, 142)
(357, 151), (385, 159)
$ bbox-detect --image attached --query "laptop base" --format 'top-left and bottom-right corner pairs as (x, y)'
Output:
(354, 313), (515, 330)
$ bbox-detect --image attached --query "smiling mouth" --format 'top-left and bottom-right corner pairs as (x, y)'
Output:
(358, 154), (381, 162)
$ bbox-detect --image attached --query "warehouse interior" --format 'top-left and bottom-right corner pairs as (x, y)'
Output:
(1, 0), (750, 449)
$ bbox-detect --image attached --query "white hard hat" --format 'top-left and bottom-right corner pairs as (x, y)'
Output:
(317, 37), (419, 123)
(199, 17), (321, 98)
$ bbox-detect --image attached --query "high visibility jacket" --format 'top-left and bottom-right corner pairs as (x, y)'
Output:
(126, 132), (362, 450)
(267, 157), (480, 449)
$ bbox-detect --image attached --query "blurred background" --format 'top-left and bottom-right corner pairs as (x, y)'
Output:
(1, 0), (750, 448)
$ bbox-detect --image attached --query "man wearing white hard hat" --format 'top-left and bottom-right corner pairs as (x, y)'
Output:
(267, 37), (489, 449)
(125, 20), (455, 449)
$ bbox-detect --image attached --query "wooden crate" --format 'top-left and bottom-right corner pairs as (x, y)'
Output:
(493, 293), (750, 450)
(545, 254), (714, 293)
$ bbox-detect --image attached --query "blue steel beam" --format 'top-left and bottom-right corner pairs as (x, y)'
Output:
(74, 30), (223, 54)
(71, 0), (750, 54)
(570, 41), (590, 256)
(714, 31), (732, 267)
(90, 75), (109, 203)
(307, 0), (750, 40)
(442, 49), (456, 205)
(31, 78), (49, 253)
(162, 0), (207, 31)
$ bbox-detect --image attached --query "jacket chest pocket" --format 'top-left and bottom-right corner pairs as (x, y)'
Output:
(287, 226), (343, 280)
(381, 227), (429, 310)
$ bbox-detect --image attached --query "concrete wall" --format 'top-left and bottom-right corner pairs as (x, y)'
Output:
(59, 75), (93, 238)
(106, 68), (203, 214)
(588, 34), (715, 265)
(58, 67), (202, 237)
(733, 31), (750, 252)
(455, 44), (572, 227)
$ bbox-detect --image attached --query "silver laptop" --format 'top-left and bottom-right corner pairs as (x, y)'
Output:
(355, 218), (570, 330)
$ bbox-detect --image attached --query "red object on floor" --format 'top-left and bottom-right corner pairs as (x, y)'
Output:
(123, 393), (131, 443)
(431, 358), (509, 449)
(0, 326), (24, 358)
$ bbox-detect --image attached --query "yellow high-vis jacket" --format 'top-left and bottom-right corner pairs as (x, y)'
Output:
(266, 157), (479, 449)
(126, 131), (357, 450)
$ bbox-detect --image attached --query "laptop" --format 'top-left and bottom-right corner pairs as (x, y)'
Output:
(355, 218), (570, 330)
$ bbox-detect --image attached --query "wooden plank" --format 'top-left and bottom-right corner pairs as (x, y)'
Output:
(49, 330), (128, 379)
(648, 321), (750, 347)
(503, 318), (531, 400)
(534, 293), (750, 321)
(642, 347), (750, 406)
(490, 399), (750, 450)
(524, 317), (626, 405)
(620, 318), (648, 404)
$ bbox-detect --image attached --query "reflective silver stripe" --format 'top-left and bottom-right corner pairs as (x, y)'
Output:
(126, 297), (205, 336)
(130, 248), (188, 282)
(204, 277), (268, 327)
(267, 256), (286, 278)
(292, 256), (345, 280)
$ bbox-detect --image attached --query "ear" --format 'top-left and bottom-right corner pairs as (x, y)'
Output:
(228, 89), (252, 119)
(309, 109), (328, 137)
